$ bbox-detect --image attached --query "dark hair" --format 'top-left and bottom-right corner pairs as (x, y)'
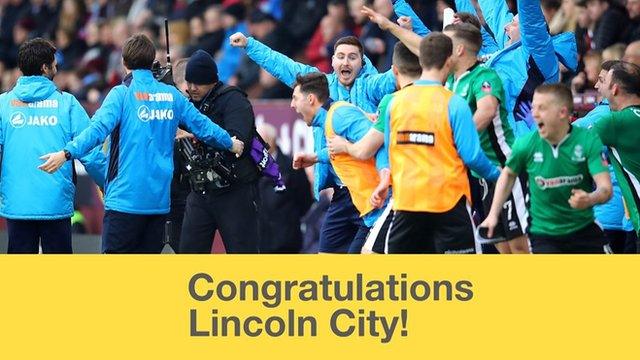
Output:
(293, 72), (329, 103)
(17, 38), (57, 76)
(454, 12), (482, 30)
(535, 83), (574, 112)
(122, 34), (156, 70)
(333, 36), (364, 59)
(392, 42), (421, 78)
(444, 22), (483, 55)
(601, 59), (620, 71)
(419, 32), (453, 70)
(541, 0), (562, 11)
(610, 61), (640, 96)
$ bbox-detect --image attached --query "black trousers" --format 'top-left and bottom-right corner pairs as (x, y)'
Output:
(102, 210), (166, 254)
(6, 218), (72, 254)
(529, 223), (606, 254)
(387, 197), (476, 254)
(179, 181), (260, 254)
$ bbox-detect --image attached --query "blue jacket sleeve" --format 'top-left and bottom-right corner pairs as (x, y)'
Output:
(379, 96), (394, 171)
(393, 0), (430, 36)
(449, 95), (500, 181)
(245, 37), (321, 87)
(477, 0), (513, 49)
(177, 95), (233, 151)
(454, 0), (500, 55)
(69, 96), (106, 188)
(518, 0), (559, 81)
(65, 86), (124, 159)
(364, 69), (397, 106)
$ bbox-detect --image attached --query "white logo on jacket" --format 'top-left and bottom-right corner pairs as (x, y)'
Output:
(9, 112), (58, 128)
(137, 105), (173, 122)
(9, 112), (26, 128)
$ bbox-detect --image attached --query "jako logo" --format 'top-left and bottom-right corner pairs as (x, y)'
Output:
(9, 112), (58, 127)
(137, 105), (174, 122)
(10, 112), (26, 128)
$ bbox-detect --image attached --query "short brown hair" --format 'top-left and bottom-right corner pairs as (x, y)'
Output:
(333, 36), (364, 59)
(444, 23), (483, 55)
(535, 83), (574, 113)
(454, 12), (481, 30)
(392, 42), (421, 78)
(419, 32), (452, 70)
(294, 72), (329, 103)
(122, 34), (156, 70)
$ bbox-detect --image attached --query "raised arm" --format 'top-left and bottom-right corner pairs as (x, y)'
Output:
(477, 0), (513, 48)
(392, 0), (430, 36)
(362, 5), (422, 56)
(230, 33), (321, 87)
(518, 0), (559, 80)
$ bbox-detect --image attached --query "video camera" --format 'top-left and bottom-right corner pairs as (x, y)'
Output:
(177, 138), (237, 194)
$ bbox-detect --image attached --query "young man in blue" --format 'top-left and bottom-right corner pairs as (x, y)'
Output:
(40, 34), (244, 254)
(455, 0), (578, 137)
(0, 38), (106, 253)
(289, 72), (388, 253)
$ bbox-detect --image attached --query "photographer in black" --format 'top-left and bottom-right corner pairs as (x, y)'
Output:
(179, 50), (260, 253)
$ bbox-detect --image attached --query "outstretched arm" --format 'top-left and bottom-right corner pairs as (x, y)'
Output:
(230, 33), (321, 87)
(362, 6), (422, 56)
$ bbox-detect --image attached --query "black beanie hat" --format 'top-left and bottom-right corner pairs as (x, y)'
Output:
(185, 50), (219, 85)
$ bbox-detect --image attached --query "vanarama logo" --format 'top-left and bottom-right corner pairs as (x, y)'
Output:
(137, 105), (174, 122)
(534, 175), (583, 190)
(134, 92), (174, 102)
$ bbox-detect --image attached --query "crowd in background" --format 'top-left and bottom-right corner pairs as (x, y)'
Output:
(2, 0), (631, 104)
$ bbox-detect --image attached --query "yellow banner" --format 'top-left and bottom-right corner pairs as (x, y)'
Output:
(0, 255), (637, 359)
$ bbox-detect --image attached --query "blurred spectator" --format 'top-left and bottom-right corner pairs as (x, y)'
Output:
(541, 0), (562, 26)
(278, 0), (328, 56)
(256, 123), (313, 253)
(571, 49), (602, 92)
(57, 0), (87, 34)
(55, 27), (87, 71)
(549, 0), (579, 35)
(22, 0), (58, 38)
(575, 0), (594, 63)
(602, 42), (626, 61)
(626, 0), (640, 42)
(623, 40), (640, 64)
(304, 1), (352, 73)
(361, 0), (397, 71)
(235, 10), (283, 92)
(586, 0), (628, 49)
(216, 0), (249, 82)
(185, 6), (226, 57)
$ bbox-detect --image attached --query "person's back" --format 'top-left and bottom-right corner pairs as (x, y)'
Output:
(0, 38), (106, 253)
(39, 34), (242, 253)
(98, 70), (192, 214)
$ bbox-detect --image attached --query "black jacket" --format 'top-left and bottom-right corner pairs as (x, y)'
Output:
(193, 83), (259, 188)
(258, 149), (313, 253)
